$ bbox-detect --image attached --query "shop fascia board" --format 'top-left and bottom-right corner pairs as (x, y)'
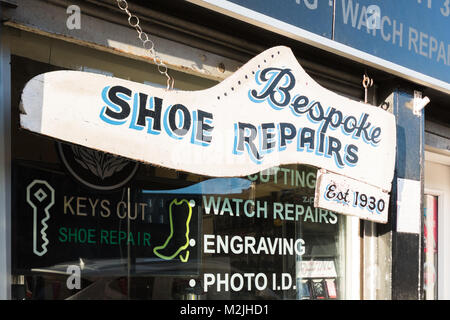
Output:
(1, 0), (242, 81)
(188, 0), (450, 96)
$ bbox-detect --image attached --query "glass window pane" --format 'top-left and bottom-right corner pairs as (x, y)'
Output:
(10, 55), (348, 300)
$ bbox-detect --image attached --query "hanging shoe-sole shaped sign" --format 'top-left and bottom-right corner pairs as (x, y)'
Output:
(20, 46), (396, 218)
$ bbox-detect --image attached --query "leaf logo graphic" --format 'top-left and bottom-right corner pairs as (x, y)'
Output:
(71, 145), (130, 180)
(58, 143), (139, 191)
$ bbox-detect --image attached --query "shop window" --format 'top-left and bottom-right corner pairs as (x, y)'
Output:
(10, 55), (348, 300)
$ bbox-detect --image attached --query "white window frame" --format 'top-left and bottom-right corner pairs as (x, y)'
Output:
(345, 215), (361, 300)
(425, 149), (450, 300)
(424, 187), (445, 300)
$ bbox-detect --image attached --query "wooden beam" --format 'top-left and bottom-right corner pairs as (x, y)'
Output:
(2, 0), (242, 81)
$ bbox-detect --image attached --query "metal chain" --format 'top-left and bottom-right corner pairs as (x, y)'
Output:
(116, 0), (174, 90)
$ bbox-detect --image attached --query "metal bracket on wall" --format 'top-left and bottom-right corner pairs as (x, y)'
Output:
(413, 90), (430, 117)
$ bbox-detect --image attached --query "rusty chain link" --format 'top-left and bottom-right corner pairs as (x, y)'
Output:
(116, 0), (174, 90)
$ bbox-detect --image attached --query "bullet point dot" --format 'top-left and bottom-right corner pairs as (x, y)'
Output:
(189, 239), (196, 247)
(189, 279), (196, 287)
(189, 200), (196, 207)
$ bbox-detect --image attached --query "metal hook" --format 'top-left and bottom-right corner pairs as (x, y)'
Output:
(165, 73), (174, 91)
(380, 101), (389, 110)
(362, 74), (373, 104)
(362, 74), (373, 89)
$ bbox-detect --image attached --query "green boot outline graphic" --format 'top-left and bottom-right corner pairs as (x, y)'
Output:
(153, 198), (192, 262)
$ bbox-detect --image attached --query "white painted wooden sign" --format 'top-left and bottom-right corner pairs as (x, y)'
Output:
(20, 46), (396, 192)
(314, 169), (390, 223)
